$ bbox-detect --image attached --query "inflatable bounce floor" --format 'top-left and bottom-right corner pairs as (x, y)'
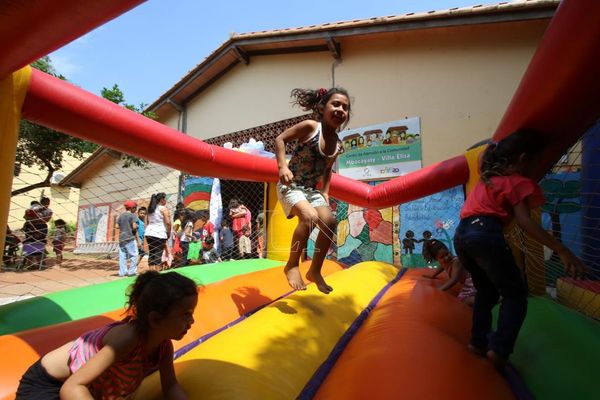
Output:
(1, 259), (598, 400)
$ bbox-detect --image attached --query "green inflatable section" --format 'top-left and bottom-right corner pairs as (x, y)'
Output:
(0, 259), (281, 335)
(510, 297), (600, 399)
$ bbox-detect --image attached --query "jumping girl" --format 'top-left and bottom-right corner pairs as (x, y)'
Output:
(275, 87), (351, 294)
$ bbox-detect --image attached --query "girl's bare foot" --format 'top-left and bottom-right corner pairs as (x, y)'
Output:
(467, 344), (487, 357)
(284, 265), (306, 290)
(306, 270), (333, 294)
(486, 350), (507, 372)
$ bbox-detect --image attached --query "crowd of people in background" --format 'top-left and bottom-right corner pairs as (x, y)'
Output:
(2, 197), (67, 270)
(111, 193), (265, 277)
(2, 191), (267, 273)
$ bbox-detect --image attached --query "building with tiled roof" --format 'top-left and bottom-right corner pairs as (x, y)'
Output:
(146, 0), (558, 166)
(65, 1), (560, 254)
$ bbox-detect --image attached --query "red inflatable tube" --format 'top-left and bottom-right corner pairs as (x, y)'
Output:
(314, 269), (514, 399)
(21, 69), (469, 209)
(329, 156), (468, 207)
(22, 70), (278, 182)
(0, 0), (146, 79)
(493, 0), (600, 180)
(16, 0), (600, 206)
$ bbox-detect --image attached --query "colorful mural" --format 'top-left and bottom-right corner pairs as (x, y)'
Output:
(399, 186), (465, 267)
(183, 176), (214, 211)
(336, 201), (395, 266)
(306, 197), (395, 266)
(540, 172), (582, 258)
(76, 204), (110, 245)
(305, 180), (396, 266)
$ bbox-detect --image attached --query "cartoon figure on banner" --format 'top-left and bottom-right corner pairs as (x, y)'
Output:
(386, 125), (408, 144)
(364, 129), (383, 147)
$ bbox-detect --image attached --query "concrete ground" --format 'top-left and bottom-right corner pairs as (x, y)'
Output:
(0, 256), (150, 306)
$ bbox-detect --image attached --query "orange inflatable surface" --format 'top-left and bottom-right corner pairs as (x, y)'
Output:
(314, 269), (515, 399)
(0, 261), (342, 400)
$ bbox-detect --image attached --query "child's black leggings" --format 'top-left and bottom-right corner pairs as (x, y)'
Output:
(454, 215), (528, 358)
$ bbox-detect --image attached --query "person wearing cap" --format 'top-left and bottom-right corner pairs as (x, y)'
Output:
(116, 200), (140, 277)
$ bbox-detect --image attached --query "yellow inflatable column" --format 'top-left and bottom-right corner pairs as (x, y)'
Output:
(0, 67), (31, 267)
(463, 143), (486, 196)
(266, 182), (296, 261)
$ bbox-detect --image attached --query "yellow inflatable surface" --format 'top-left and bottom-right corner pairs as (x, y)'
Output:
(135, 262), (398, 399)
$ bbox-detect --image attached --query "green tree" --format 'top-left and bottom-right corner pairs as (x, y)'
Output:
(100, 84), (156, 168)
(12, 57), (98, 196)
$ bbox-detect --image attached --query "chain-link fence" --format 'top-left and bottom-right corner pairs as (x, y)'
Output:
(3, 115), (309, 274)
(5, 116), (600, 320)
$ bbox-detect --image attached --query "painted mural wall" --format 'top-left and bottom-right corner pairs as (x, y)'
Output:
(75, 194), (177, 252)
(399, 186), (465, 267)
(322, 185), (465, 268)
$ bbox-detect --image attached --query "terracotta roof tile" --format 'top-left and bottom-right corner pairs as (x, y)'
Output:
(231, 0), (556, 39)
(149, 0), (558, 112)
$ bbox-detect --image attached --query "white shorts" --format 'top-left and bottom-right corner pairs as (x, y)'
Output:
(276, 183), (328, 219)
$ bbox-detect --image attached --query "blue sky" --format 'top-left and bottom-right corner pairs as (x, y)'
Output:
(50, 0), (491, 107)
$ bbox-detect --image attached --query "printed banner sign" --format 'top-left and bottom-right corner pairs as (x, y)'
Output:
(338, 118), (422, 180)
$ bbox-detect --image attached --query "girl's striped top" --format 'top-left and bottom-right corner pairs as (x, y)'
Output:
(68, 321), (170, 399)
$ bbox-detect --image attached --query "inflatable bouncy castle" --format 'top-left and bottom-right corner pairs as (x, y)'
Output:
(1, 1), (600, 399)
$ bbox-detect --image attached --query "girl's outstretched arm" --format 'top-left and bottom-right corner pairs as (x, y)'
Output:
(423, 267), (444, 279)
(159, 342), (187, 400)
(438, 259), (464, 291)
(514, 201), (587, 278)
(274, 120), (317, 184)
(60, 324), (137, 399)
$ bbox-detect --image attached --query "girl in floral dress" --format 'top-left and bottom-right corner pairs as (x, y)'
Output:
(274, 87), (351, 294)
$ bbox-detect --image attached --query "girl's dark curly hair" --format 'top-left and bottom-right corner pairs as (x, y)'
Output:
(125, 271), (198, 333)
(480, 129), (542, 186)
(290, 87), (352, 129)
(427, 239), (450, 261)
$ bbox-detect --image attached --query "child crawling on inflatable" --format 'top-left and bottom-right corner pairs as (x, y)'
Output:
(16, 271), (197, 399)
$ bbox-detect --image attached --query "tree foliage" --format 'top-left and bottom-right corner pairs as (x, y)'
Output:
(13, 57), (98, 196)
(13, 58), (157, 196)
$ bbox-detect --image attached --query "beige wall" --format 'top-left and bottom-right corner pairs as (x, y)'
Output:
(160, 108), (182, 131)
(78, 157), (179, 207)
(9, 155), (85, 230)
(182, 19), (548, 166)
(185, 52), (333, 138)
